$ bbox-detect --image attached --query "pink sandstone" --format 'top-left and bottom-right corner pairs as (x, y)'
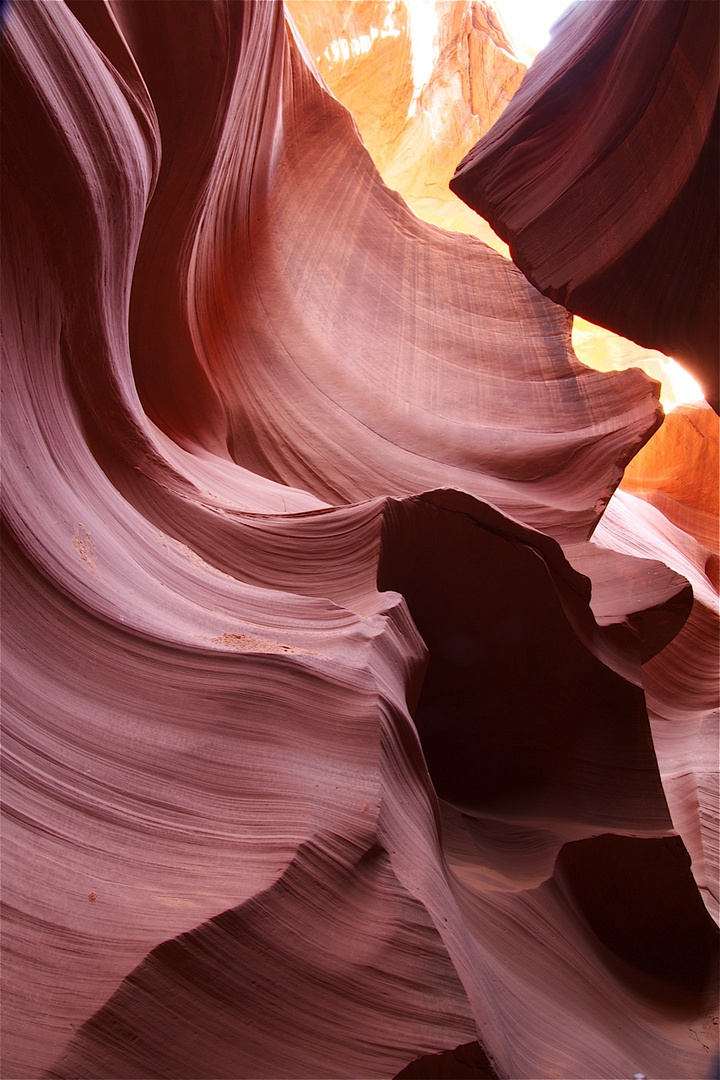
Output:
(1, 2), (717, 1078)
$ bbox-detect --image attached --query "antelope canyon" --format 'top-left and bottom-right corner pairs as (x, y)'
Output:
(1, 2), (718, 1079)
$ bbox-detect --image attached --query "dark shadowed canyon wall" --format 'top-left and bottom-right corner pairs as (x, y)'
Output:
(451, 0), (720, 411)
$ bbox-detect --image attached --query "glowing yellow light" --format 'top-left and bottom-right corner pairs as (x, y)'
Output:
(321, 15), (401, 67)
(492, 0), (573, 65)
(404, 0), (440, 117)
(656, 358), (706, 412)
(302, 0), (709, 414)
(571, 318), (706, 412)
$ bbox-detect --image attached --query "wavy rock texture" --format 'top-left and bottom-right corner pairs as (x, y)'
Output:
(288, 1), (712, 420)
(592, 489), (720, 927)
(286, 0), (524, 251)
(451, 0), (720, 411)
(621, 403), (720, 571)
(1, 2), (718, 1079)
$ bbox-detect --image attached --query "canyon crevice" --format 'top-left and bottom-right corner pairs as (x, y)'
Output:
(2, 2), (718, 1078)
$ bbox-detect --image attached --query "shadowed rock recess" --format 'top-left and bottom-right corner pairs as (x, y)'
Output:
(1, 2), (718, 1079)
(451, 0), (720, 412)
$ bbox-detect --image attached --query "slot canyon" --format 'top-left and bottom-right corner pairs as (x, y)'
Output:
(1, 1), (718, 1078)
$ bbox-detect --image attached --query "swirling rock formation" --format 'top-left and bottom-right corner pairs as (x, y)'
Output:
(621, 403), (720, 571)
(286, 0), (525, 249)
(451, 0), (720, 411)
(2, 2), (718, 1079)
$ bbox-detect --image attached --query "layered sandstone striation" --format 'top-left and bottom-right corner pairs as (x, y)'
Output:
(287, 0), (524, 250)
(451, 0), (720, 411)
(621, 404), (720, 568)
(2, 2), (718, 1079)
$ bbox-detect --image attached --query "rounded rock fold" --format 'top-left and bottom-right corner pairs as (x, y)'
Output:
(1, 2), (717, 1079)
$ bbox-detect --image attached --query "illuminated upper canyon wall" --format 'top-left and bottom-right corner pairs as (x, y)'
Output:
(1, 1), (718, 1079)
(287, 0), (709, 411)
(287, 0), (718, 583)
(451, 0), (720, 412)
(286, 0), (526, 248)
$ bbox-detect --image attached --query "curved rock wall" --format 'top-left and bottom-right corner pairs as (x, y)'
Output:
(451, 0), (720, 411)
(2, 2), (718, 1078)
(286, 0), (525, 248)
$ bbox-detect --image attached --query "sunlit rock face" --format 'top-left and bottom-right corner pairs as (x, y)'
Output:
(287, 0), (524, 251)
(622, 404), (720, 569)
(1, 2), (718, 1080)
(451, 0), (720, 411)
(444, 0), (720, 958)
(290, 0), (712, 420)
(570, 316), (707, 416)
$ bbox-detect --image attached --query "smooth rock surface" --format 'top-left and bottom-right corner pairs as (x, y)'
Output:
(2, 2), (717, 1079)
(451, 0), (720, 410)
(287, 0), (524, 250)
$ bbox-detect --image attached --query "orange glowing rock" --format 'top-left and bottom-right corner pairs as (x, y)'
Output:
(1, 2), (717, 1079)
(621, 404), (720, 571)
(287, 0), (525, 251)
(451, 0), (720, 410)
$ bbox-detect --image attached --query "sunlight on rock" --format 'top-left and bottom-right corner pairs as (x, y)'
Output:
(3, 2), (717, 1078)
(571, 317), (706, 413)
(405, 0), (440, 116)
(492, 0), (573, 64)
(287, 0), (524, 251)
